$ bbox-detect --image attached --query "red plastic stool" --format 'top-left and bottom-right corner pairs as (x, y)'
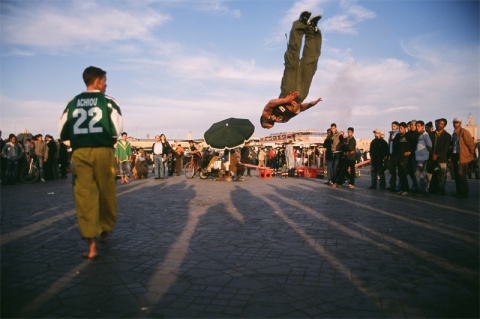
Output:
(259, 168), (273, 179)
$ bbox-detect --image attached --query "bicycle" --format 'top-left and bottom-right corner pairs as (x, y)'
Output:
(184, 154), (203, 179)
(20, 157), (40, 183)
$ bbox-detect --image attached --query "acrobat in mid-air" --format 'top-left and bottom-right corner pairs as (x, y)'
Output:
(260, 11), (323, 129)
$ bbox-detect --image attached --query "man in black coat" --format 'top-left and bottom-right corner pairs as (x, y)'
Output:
(369, 129), (389, 189)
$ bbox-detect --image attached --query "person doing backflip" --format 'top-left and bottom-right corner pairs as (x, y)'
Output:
(260, 11), (323, 129)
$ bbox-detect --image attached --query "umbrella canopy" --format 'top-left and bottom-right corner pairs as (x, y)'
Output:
(17, 129), (34, 145)
(204, 118), (255, 149)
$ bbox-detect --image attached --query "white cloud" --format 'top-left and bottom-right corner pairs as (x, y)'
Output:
(1, 1), (170, 50)
(194, 0), (241, 18)
(322, 0), (376, 34)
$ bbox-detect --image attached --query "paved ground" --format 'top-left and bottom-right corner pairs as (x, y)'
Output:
(1, 167), (479, 318)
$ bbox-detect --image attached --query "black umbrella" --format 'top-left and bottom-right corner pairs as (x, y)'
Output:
(204, 118), (255, 149)
(17, 129), (33, 145)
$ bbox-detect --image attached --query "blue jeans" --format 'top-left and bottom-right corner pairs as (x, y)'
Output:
(153, 155), (163, 178)
(331, 153), (341, 184)
(118, 161), (131, 177)
(415, 160), (429, 194)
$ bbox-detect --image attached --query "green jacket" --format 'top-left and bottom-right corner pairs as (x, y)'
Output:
(115, 140), (132, 162)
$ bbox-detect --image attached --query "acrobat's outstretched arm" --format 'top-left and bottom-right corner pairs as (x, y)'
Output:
(300, 97), (322, 112)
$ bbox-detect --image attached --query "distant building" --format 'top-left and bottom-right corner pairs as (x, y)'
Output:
(464, 114), (478, 141)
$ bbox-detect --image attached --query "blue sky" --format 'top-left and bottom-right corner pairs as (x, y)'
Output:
(1, 0), (479, 141)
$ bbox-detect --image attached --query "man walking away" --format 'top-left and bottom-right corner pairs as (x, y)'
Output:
(59, 66), (123, 259)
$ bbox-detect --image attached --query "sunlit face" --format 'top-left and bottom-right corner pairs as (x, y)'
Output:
(399, 126), (407, 134)
(391, 124), (398, 131)
(155, 135), (160, 142)
(453, 121), (461, 129)
(416, 123), (424, 133)
(331, 126), (337, 134)
(121, 133), (127, 141)
(347, 130), (353, 137)
(374, 131), (381, 138)
(160, 134), (166, 141)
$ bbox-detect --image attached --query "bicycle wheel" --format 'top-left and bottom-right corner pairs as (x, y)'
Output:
(20, 166), (39, 183)
(184, 162), (196, 179)
(199, 169), (208, 179)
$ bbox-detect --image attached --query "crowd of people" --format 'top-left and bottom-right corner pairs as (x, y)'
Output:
(367, 118), (479, 198)
(0, 130), (70, 184)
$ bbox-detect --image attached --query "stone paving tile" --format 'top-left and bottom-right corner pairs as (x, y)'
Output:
(1, 168), (479, 318)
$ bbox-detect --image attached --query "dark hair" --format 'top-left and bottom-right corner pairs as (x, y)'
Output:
(347, 127), (354, 132)
(260, 116), (274, 127)
(121, 132), (127, 136)
(399, 122), (407, 128)
(83, 66), (106, 86)
(416, 120), (425, 126)
(439, 118), (447, 125)
(330, 123), (337, 128)
(189, 140), (194, 143)
(392, 121), (399, 125)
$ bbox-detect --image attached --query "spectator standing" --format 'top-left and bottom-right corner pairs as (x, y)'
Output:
(323, 128), (333, 185)
(115, 132), (133, 184)
(392, 122), (414, 195)
(451, 117), (475, 198)
(368, 129), (389, 189)
(58, 139), (69, 178)
(406, 120), (419, 191)
(258, 148), (266, 167)
(387, 121), (399, 191)
(334, 128), (356, 188)
(427, 118), (451, 194)
(34, 134), (47, 182)
(414, 121), (432, 196)
(58, 66), (123, 259)
(285, 140), (295, 170)
(330, 123), (342, 187)
(1, 134), (23, 184)
(44, 134), (57, 180)
(173, 144), (184, 176)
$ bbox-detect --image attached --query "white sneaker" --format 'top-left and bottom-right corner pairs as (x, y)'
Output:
(41, 178), (46, 182)
(348, 184), (355, 189)
(401, 191), (409, 196)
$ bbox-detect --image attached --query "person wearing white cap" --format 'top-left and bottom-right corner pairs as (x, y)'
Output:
(451, 117), (475, 198)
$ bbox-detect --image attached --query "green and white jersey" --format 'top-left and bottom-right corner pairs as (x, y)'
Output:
(58, 90), (123, 150)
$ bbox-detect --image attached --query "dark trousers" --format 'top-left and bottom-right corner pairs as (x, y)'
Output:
(398, 157), (410, 192)
(331, 153), (341, 184)
(388, 156), (398, 190)
(371, 161), (386, 188)
(452, 154), (469, 196)
(5, 159), (19, 183)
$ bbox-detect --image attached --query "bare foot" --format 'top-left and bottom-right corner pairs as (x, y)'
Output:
(82, 238), (98, 259)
